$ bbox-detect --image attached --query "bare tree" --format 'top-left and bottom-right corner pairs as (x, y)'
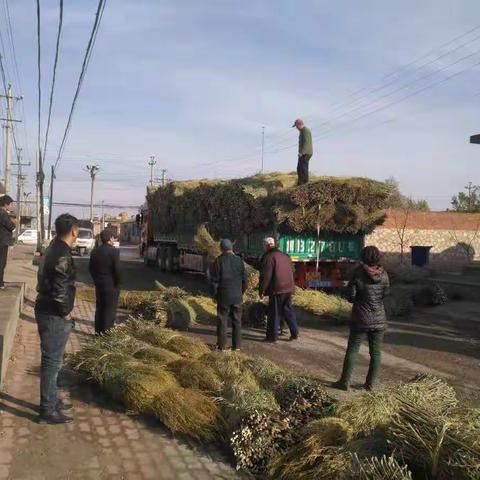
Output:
(448, 218), (480, 264)
(392, 207), (411, 264)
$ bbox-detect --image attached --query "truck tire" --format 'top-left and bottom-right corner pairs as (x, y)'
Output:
(158, 247), (167, 271)
(165, 246), (172, 273)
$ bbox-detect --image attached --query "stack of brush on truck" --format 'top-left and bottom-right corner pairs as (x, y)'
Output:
(140, 172), (391, 290)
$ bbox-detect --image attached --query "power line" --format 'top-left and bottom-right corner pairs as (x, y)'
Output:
(43, 0), (63, 164)
(36, 0), (41, 157)
(53, 0), (107, 172)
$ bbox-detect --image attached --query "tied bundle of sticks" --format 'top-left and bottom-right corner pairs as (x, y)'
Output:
(148, 173), (393, 237)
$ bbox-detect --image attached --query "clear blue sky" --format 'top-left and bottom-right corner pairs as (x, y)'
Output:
(3, 0), (480, 217)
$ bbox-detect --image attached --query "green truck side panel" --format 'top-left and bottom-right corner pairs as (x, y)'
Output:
(153, 223), (364, 263)
(241, 231), (364, 261)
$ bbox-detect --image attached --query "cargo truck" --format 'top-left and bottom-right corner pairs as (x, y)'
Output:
(139, 208), (364, 290)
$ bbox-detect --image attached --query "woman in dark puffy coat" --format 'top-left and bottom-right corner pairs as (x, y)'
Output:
(333, 246), (389, 391)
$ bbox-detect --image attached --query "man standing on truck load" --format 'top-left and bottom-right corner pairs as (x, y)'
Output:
(35, 214), (79, 424)
(332, 246), (389, 392)
(293, 118), (313, 185)
(259, 237), (299, 343)
(209, 239), (247, 351)
(0, 195), (16, 289)
(89, 228), (122, 334)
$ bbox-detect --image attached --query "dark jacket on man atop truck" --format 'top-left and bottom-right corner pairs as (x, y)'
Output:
(259, 248), (295, 296)
(210, 252), (247, 306)
(0, 209), (15, 246)
(348, 264), (389, 331)
(35, 238), (76, 317)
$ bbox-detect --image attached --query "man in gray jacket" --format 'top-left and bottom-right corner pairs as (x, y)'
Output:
(293, 118), (313, 185)
(209, 239), (247, 351)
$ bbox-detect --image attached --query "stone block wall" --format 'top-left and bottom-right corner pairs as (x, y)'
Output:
(365, 227), (480, 269)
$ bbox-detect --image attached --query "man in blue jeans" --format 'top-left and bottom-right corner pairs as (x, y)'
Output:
(259, 237), (299, 343)
(35, 214), (79, 424)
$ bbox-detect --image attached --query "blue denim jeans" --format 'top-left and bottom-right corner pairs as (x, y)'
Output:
(267, 293), (299, 341)
(36, 314), (74, 414)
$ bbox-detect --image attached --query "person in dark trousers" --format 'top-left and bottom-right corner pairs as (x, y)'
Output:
(0, 195), (16, 289)
(89, 228), (122, 334)
(209, 239), (247, 351)
(35, 213), (79, 424)
(333, 246), (390, 392)
(293, 118), (313, 185)
(259, 237), (299, 343)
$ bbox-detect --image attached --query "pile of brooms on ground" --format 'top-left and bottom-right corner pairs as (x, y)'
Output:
(69, 318), (480, 479)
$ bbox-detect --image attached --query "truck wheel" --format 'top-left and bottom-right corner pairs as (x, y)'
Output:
(165, 246), (178, 273)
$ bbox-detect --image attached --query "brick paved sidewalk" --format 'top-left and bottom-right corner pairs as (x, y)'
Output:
(0, 295), (239, 480)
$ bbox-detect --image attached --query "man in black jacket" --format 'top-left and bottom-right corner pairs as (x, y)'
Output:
(209, 239), (247, 351)
(333, 246), (389, 392)
(0, 195), (16, 289)
(89, 228), (122, 334)
(35, 213), (79, 424)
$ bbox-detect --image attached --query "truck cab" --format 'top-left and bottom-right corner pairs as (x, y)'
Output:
(74, 227), (95, 256)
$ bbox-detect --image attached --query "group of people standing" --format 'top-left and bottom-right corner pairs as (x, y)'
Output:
(209, 236), (299, 351)
(34, 214), (122, 424)
(210, 239), (390, 394)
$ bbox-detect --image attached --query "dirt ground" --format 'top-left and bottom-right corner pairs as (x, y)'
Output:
(76, 246), (480, 406)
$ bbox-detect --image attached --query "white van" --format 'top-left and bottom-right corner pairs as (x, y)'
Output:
(17, 229), (38, 245)
(73, 228), (95, 256)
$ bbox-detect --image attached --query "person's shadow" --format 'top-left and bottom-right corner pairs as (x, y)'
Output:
(0, 392), (39, 421)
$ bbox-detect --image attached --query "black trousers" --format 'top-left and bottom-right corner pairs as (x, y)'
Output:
(0, 245), (8, 287)
(94, 288), (119, 334)
(267, 293), (299, 341)
(217, 303), (242, 350)
(297, 154), (312, 185)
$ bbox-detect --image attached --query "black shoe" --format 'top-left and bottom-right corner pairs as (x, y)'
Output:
(364, 384), (374, 392)
(57, 398), (73, 412)
(38, 411), (73, 425)
(262, 338), (277, 344)
(288, 335), (299, 341)
(331, 381), (350, 392)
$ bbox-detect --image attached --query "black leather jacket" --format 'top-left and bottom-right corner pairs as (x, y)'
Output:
(348, 264), (389, 331)
(35, 238), (76, 317)
(0, 209), (15, 246)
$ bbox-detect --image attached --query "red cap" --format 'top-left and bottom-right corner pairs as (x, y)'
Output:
(292, 118), (304, 128)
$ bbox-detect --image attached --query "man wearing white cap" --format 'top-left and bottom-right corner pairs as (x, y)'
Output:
(259, 237), (299, 343)
(292, 118), (313, 185)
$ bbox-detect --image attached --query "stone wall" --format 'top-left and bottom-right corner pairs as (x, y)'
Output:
(365, 227), (480, 269)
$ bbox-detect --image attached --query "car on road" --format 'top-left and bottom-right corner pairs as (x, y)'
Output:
(17, 229), (38, 245)
(73, 227), (95, 256)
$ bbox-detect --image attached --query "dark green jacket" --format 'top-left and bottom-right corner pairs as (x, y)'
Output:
(299, 126), (313, 155)
(209, 252), (247, 306)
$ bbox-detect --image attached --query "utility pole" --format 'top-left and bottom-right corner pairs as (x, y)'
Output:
(47, 166), (55, 239)
(148, 155), (156, 187)
(22, 191), (31, 217)
(12, 148), (30, 241)
(0, 85), (22, 194)
(86, 165), (99, 223)
(160, 168), (167, 187)
(261, 126), (265, 173)
(101, 200), (105, 228)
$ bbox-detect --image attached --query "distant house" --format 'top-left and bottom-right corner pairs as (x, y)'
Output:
(366, 210), (480, 269)
(120, 219), (140, 244)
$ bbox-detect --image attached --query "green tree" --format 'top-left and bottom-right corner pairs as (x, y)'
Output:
(451, 190), (480, 212)
(385, 178), (430, 211)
